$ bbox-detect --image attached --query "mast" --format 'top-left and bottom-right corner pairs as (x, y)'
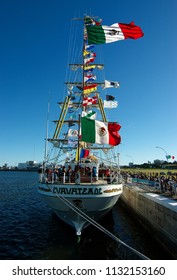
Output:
(44, 97), (50, 164)
(76, 17), (85, 167)
(48, 15), (119, 168)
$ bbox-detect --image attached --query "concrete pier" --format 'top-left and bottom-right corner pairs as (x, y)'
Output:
(120, 184), (177, 259)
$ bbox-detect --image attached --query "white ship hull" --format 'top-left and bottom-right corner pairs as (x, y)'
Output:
(38, 182), (123, 235)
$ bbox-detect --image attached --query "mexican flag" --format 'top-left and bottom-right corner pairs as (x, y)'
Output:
(87, 22), (144, 44)
(81, 117), (121, 146)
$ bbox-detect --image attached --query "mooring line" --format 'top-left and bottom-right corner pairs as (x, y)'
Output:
(45, 183), (150, 260)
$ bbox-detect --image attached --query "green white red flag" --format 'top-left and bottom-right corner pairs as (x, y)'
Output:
(87, 21), (144, 44)
(81, 117), (121, 146)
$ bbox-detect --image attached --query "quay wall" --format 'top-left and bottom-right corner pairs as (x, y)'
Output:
(120, 184), (177, 259)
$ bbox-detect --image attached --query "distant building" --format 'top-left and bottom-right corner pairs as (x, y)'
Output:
(18, 161), (39, 170)
(18, 162), (28, 169)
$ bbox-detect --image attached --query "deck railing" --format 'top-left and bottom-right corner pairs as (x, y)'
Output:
(39, 171), (122, 185)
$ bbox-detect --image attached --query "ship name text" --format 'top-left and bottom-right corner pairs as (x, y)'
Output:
(53, 187), (102, 195)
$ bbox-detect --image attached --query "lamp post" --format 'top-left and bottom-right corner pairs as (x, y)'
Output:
(155, 146), (169, 162)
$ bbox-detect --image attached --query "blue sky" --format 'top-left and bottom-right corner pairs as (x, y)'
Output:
(0, 0), (176, 166)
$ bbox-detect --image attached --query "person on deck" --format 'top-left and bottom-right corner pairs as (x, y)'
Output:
(67, 166), (72, 183)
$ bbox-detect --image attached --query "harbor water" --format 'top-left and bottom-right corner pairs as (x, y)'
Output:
(0, 171), (172, 260)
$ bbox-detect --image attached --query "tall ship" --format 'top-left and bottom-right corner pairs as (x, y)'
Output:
(38, 16), (144, 236)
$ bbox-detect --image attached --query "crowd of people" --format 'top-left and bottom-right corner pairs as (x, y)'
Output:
(38, 165), (177, 195)
(38, 164), (99, 183)
(38, 164), (123, 184)
(122, 171), (177, 196)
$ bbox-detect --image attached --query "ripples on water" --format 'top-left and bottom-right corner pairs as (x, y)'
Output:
(0, 171), (172, 260)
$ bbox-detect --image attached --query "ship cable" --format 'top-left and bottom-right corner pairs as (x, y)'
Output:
(46, 184), (150, 260)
